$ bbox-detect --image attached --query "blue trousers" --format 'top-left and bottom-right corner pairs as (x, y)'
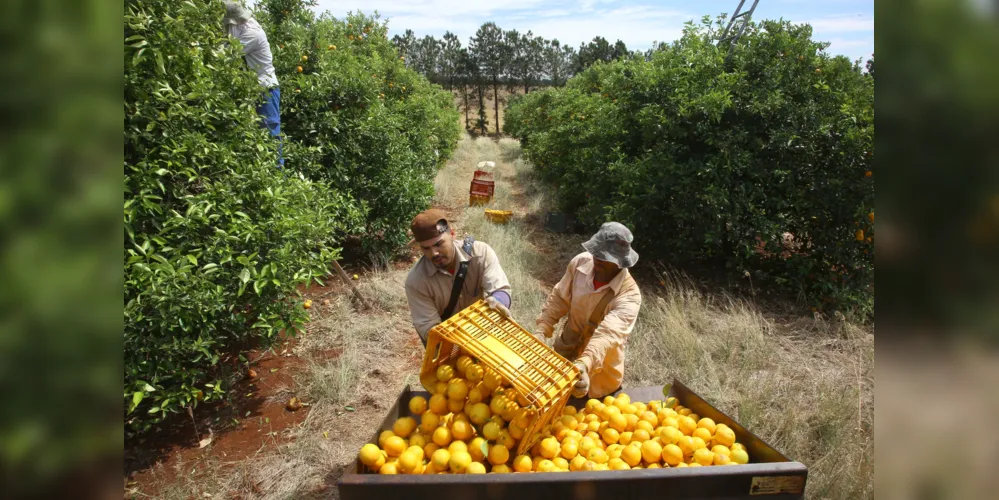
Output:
(257, 87), (284, 168)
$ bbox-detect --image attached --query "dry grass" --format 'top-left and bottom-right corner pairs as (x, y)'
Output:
(626, 271), (874, 499)
(137, 135), (874, 500)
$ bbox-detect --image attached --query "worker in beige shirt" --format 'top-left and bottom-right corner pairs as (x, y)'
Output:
(536, 222), (642, 399)
(405, 209), (513, 345)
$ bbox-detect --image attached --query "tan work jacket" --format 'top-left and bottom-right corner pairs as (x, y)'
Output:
(536, 252), (642, 398)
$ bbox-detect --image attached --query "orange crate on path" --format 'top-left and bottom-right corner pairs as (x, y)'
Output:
(421, 300), (580, 456)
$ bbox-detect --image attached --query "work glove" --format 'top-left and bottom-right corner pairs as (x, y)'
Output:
(485, 295), (511, 319)
(572, 360), (590, 398)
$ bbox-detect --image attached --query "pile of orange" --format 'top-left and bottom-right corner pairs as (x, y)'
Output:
(357, 355), (750, 474)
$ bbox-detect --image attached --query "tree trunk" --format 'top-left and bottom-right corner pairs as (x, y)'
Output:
(462, 85), (469, 130)
(493, 76), (500, 136)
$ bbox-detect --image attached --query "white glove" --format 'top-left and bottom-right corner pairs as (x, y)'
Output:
(572, 360), (589, 398)
(485, 295), (511, 318)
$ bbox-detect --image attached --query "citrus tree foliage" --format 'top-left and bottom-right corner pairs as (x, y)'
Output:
(506, 18), (874, 313)
(124, 0), (458, 433)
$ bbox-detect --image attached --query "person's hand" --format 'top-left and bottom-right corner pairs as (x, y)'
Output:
(485, 295), (511, 319)
(572, 360), (589, 398)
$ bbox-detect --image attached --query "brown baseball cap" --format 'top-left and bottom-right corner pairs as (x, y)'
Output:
(410, 209), (449, 243)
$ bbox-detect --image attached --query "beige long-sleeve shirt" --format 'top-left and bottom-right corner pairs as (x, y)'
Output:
(536, 252), (642, 398)
(405, 239), (512, 341)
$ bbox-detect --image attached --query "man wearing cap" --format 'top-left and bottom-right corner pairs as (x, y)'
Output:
(536, 222), (642, 399)
(222, 2), (284, 167)
(405, 209), (513, 345)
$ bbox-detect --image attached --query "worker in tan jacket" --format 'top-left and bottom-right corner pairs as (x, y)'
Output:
(405, 209), (512, 345)
(536, 222), (642, 399)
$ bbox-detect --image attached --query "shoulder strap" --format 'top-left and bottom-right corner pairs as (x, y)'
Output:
(586, 289), (616, 332)
(441, 237), (474, 321)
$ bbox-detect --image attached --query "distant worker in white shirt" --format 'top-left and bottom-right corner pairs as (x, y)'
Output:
(536, 222), (642, 399)
(223, 2), (284, 167)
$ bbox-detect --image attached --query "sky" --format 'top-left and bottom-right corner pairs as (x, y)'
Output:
(310, 0), (874, 63)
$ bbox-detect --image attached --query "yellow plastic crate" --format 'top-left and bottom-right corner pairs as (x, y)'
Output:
(469, 194), (491, 206)
(421, 300), (580, 456)
(484, 209), (512, 224)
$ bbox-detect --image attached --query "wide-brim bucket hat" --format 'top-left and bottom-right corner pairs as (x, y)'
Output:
(582, 222), (639, 268)
(223, 2), (252, 25)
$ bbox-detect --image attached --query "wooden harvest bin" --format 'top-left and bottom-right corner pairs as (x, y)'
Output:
(338, 381), (808, 500)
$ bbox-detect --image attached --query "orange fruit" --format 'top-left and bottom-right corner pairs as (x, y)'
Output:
(296, 66), (303, 73)
(428, 394), (447, 415)
(539, 437), (560, 459)
(618, 431), (633, 446)
(431, 426), (452, 447)
(855, 229), (865, 241)
(561, 438), (579, 459)
(632, 428), (651, 443)
(586, 447), (609, 464)
(513, 455), (533, 472)
(469, 437), (488, 462)
(420, 412), (439, 434)
(393, 417), (417, 438)
(449, 450), (472, 473)
(408, 396), (428, 415)
(492, 464), (511, 473)
(447, 378), (469, 400)
(601, 428), (620, 445)
(359, 443), (382, 468)
(678, 416), (697, 436)
(714, 426), (736, 448)
(641, 440), (663, 464)
(384, 436), (407, 457)
(662, 444), (683, 466)
(497, 430), (516, 450)
(488, 444), (509, 465)
(692, 427), (712, 443)
(397, 450), (421, 473)
(693, 448), (715, 466)
(431, 448), (450, 471)
(451, 420), (474, 441)
(465, 363), (484, 383)
(436, 365), (454, 382)
(621, 443), (642, 467)
(378, 430), (395, 448)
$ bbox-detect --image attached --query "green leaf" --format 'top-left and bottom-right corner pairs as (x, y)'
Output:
(240, 268), (251, 284)
(143, 383), (156, 392)
(132, 47), (146, 66)
(187, 255), (198, 266)
(129, 391), (144, 413)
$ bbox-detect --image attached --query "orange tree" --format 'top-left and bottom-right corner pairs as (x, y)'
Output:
(506, 17), (874, 314)
(125, 0), (458, 434)
(259, 1), (461, 253)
